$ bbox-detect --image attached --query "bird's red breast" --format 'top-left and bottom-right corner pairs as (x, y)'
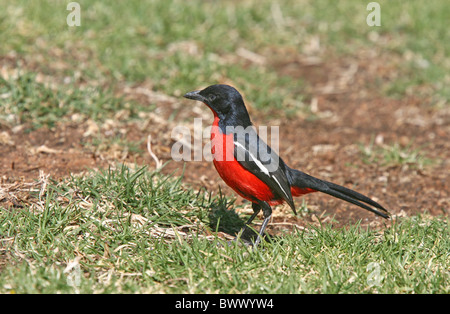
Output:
(210, 116), (278, 204)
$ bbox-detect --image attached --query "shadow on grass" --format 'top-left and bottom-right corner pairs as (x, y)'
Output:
(208, 192), (245, 236)
(207, 192), (283, 245)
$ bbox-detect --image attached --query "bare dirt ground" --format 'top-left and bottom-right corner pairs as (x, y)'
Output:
(1, 50), (449, 235)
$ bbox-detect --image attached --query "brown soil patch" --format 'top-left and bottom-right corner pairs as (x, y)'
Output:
(0, 124), (103, 182)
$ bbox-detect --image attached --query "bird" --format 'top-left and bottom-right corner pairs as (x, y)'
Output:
(184, 84), (390, 246)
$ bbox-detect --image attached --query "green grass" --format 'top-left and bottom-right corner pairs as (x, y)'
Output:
(0, 72), (152, 129)
(0, 0), (448, 108)
(359, 139), (434, 169)
(0, 166), (448, 293)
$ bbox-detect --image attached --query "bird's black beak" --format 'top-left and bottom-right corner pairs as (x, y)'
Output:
(183, 90), (206, 102)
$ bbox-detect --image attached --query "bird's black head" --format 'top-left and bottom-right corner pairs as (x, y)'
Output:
(184, 84), (252, 129)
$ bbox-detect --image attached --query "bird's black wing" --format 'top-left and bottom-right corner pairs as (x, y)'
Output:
(233, 127), (296, 213)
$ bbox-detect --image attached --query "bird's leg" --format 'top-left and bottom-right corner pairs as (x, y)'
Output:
(233, 202), (272, 247)
(246, 202), (262, 226)
(253, 201), (272, 247)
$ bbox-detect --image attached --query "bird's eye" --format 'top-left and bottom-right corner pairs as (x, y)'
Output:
(209, 94), (217, 102)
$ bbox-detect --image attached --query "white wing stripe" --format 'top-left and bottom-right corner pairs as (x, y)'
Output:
(272, 175), (290, 200)
(234, 141), (270, 175)
(234, 141), (290, 199)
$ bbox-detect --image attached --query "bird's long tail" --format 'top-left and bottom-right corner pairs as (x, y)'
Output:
(287, 167), (390, 219)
